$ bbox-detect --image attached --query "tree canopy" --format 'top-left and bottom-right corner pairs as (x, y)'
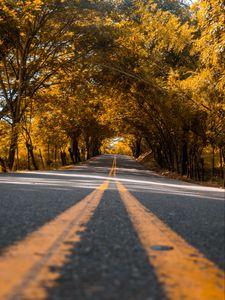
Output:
(0, 0), (224, 182)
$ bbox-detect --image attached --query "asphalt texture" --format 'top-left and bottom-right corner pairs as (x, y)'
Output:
(0, 154), (224, 299)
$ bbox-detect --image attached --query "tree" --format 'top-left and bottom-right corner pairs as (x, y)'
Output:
(0, 0), (80, 169)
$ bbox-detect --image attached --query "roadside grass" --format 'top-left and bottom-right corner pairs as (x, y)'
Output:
(0, 155), (100, 173)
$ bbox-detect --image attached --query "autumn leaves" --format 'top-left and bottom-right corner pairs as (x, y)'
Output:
(0, 0), (224, 179)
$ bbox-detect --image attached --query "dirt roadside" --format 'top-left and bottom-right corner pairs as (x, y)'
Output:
(137, 152), (225, 189)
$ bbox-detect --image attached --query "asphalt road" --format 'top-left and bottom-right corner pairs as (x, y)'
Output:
(0, 154), (224, 300)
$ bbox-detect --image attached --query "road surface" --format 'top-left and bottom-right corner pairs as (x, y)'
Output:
(0, 155), (224, 300)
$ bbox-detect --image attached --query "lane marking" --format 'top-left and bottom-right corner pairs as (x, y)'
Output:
(117, 181), (225, 300)
(109, 155), (116, 177)
(113, 155), (116, 176)
(0, 181), (109, 300)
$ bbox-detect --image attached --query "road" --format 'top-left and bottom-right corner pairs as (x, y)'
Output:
(0, 154), (224, 300)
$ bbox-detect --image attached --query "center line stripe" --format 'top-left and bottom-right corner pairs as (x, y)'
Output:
(117, 181), (225, 300)
(109, 156), (116, 177)
(0, 180), (109, 300)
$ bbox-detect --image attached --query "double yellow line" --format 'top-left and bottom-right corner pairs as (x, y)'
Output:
(109, 155), (116, 177)
(0, 156), (224, 300)
(0, 158), (115, 300)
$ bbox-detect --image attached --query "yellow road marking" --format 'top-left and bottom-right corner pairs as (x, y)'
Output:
(0, 181), (109, 300)
(109, 156), (116, 177)
(117, 181), (225, 300)
(113, 155), (116, 176)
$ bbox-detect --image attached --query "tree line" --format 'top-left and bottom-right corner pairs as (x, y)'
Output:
(0, 0), (224, 183)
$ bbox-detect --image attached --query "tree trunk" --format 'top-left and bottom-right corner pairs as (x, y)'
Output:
(181, 141), (188, 175)
(155, 147), (163, 168)
(29, 146), (38, 170)
(0, 157), (7, 173)
(25, 129), (39, 170)
(200, 157), (204, 181)
(7, 124), (20, 170)
(134, 138), (142, 158)
(68, 148), (75, 164)
(91, 139), (101, 157)
(72, 138), (81, 163)
(212, 144), (215, 179)
(27, 144), (31, 170)
(39, 149), (45, 169)
(219, 147), (223, 179)
(8, 49), (25, 170)
(85, 138), (90, 160)
(47, 143), (50, 164)
(16, 147), (19, 170)
(54, 146), (57, 163)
